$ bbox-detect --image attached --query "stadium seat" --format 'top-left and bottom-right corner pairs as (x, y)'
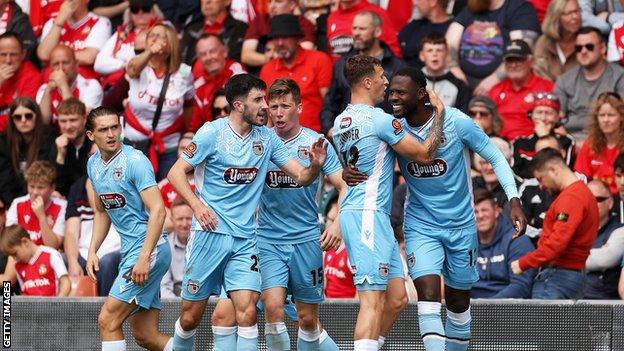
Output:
(70, 276), (98, 297)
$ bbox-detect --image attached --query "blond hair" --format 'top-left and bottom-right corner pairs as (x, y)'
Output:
(148, 24), (182, 73)
(586, 94), (624, 154)
(24, 160), (56, 185)
(542, 0), (578, 41)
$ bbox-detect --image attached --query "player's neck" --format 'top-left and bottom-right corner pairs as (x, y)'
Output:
(228, 114), (252, 137)
(100, 147), (121, 163)
(406, 105), (434, 127)
(276, 125), (301, 141)
(350, 91), (376, 106)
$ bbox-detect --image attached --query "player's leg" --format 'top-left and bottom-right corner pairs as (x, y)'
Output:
(318, 325), (340, 351)
(174, 231), (230, 351)
(442, 227), (479, 351)
(224, 236), (263, 351)
(98, 296), (136, 351)
(211, 296), (238, 351)
(378, 242), (408, 349)
(405, 225), (446, 351)
(259, 241), (291, 350)
(128, 308), (173, 350)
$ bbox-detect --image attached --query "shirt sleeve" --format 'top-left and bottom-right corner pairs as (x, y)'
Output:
(456, 111), (490, 153)
(6, 198), (17, 226)
(80, 80), (104, 109)
(65, 184), (80, 220)
(269, 131), (292, 168)
(131, 152), (158, 192)
(39, 19), (53, 43)
(373, 110), (407, 146)
(181, 122), (217, 167)
(49, 249), (68, 279)
(585, 226), (624, 270)
(35, 84), (46, 104)
(506, 0), (541, 32)
(84, 16), (112, 50)
(51, 201), (66, 236)
(322, 137), (342, 176)
(573, 142), (592, 178)
(180, 65), (196, 101)
(608, 25), (621, 62)
(94, 32), (126, 74)
(477, 139), (519, 200)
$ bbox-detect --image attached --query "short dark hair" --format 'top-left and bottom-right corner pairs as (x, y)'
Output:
(224, 74), (267, 106)
(86, 106), (120, 132)
(419, 31), (447, 51)
(393, 66), (427, 90)
(473, 187), (496, 206)
(577, 26), (604, 42)
(344, 54), (381, 87)
(614, 152), (624, 172)
(268, 78), (301, 104)
(0, 31), (23, 50)
(529, 147), (566, 173)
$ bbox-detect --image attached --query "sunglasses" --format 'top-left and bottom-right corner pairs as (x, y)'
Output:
(130, 5), (151, 14)
(212, 106), (230, 116)
(574, 43), (595, 53)
(11, 112), (35, 122)
(534, 92), (560, 102)
(595, 195), (611, 203)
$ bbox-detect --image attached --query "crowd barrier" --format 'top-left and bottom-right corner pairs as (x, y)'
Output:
(7, 297), (624, 350)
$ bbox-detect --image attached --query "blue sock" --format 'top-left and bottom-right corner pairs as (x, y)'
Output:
(319, 329), (339, 351)
(445, 308), (471, 351)
(212, 326), (237, 351)
(265, 322), (290, 350)
(237, 325), (258, 351)
(173, 318), (196, 351)
(417, 301), (445, 351)
(297, 327), (320, 351)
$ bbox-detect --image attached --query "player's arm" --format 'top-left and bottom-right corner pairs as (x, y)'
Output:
(85, 180), (112, 282)
(132, 185), (166, 286)
(320, 170), (346, 250)
(64, 217), (84, 277)
(168, 158), (218, 231)
(279, 137), (327, 187)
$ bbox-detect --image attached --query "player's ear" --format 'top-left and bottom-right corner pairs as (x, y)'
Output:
(85, 130), (95, 141)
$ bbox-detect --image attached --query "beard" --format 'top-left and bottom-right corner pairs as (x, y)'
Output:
(242, 107), (265, 127)
(468, 0), (492, 13)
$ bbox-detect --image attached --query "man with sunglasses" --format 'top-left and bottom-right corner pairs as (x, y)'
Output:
(583, 180), (624, 299)
(190, 33), (246, 131)
(555, 26), (624, 140)
(488, 39), (554, 141)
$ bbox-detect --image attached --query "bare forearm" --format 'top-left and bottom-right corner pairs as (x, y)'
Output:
(127, 51), (152, 78)
(89, 211), (111, 255)
(40, 88), (53, 124)
(93, 1), (129, 18)
(139, 205), (165, 258)
(58, 276), (71, 296)
(37, 26), (62, 62)
(296, 164), (321, 186)
(38, 218), (61, 249)
(168, 163), (202, 207)
(74, 48), (99, 66)
(64, 219), (82, 262)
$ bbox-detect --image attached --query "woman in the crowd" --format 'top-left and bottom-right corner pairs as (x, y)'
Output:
(125, 23), (194, 181)
(210, 88), (230, 120)
(575, 92), (624, 194)
(0, 97), (55, 209)
(94, 0), (164, 90)
(534, 0), (582, 81)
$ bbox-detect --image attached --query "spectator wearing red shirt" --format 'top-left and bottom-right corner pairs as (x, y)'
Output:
(512, 148), (599, 299)
(190, 33), (246, 131)
(0, 1), (37, 62)
(489, 40), (554, 141)
(326, 0), (401, 59)
(0, 32), (43, 132)
(260, 14), (332, 132)
(37, 0), (112, 80)
(0, 225), (70, 296)
(574, 92), (624, 194)
(241, 0), (316, 74)
(29, 0), (64, 37)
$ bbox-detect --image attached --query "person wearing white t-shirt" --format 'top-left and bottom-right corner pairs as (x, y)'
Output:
(37, 0), (112, 79)
(36, 45), (103, 124)
(125, 23), (195, 181)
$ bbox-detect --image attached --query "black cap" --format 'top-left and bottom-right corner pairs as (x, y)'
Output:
(129, 0), (154, 8)
(503, 39), (531, 59)
(268, 14), (304, 39)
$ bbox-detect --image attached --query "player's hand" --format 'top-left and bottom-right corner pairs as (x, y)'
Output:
(320, 219), (342, 251)
(192, 200), (218, 231)
(31, 196), (46, 219)
(510, 260), (523, 275)
(309, 137), (328, 168)
(510, 197), (527, 238)
(426, 89), (445, 117)
(342, 164), (367, 186)
(131, 255), (150, 286)
(68, 260), (84, 278)
(86, 253), (99, 282)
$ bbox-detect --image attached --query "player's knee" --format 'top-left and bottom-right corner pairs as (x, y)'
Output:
(235, 303), (258, 326)
(97, 310), (122, 334)
(263, 299), (285, 322)
(296, 311), (317, 330)
(445, 297), (470, 313)
(179, 310), (201, 331)
(388, 291), (408, 313)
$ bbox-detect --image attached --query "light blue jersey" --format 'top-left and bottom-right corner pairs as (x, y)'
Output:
(87, 145), (157, 259)
(257, 127), (342, 244)
(332, 104), (407, 214)
(181, 117), (291, 238)
(398, 107), (518, 230)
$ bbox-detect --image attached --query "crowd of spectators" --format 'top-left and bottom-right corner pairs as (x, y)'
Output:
(0, 0), (623, 301)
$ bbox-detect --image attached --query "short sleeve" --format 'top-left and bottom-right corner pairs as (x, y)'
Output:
(81, 80), (104, 108)
(49, 249), (68, 279)
(6, 198), (17, 226)
(180, 64), (195, 101)
(268, 131), (291, 167)
(373, 110), (406, 145)
(455, 110), (490, 153)
(181, 122), (217, 167)
(51, 201), (66, 236)
(322, 138), (342, 176)
(35, 84), (46, 104)
(84, 16), (112, 49)
(506, 0), (540, 32)
(131, 153), (158, 192)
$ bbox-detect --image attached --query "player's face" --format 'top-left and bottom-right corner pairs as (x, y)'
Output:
(242, 88), (269, 126)
(28, 181), (54, 204)
(389, 75), (419, 117)
(474, 199), (499, 235)
(269, 93), (302, 135)
(369, 65), (388, 105)
(597, 102), (623, 136)
(196, 36), (227, 76)
(419, 43), (447, 74)
(58, 113), (86, 141)
(0, 37), (24, 69)
(86, 114), (122, 155)
(10, 105), (36, 135)
(171, 204), (193, 241)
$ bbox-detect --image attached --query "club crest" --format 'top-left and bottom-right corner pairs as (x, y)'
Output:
(298, 146), (310, 160)
(253, 141), (264, 156)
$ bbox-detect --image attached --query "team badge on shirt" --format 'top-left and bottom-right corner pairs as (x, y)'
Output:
(38, 264), (47, 276)
(556, 212), (569, 222)
(113, 167), (123, 181)
(183, 142), (197, 158)
(340, 116), (352, 129)
(298, 146), (310, 160)
(253, 141), (264, 156)
(187, 280), (199, 294)
(392, 119), (403, 135)
(378, 263), (389, 277)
